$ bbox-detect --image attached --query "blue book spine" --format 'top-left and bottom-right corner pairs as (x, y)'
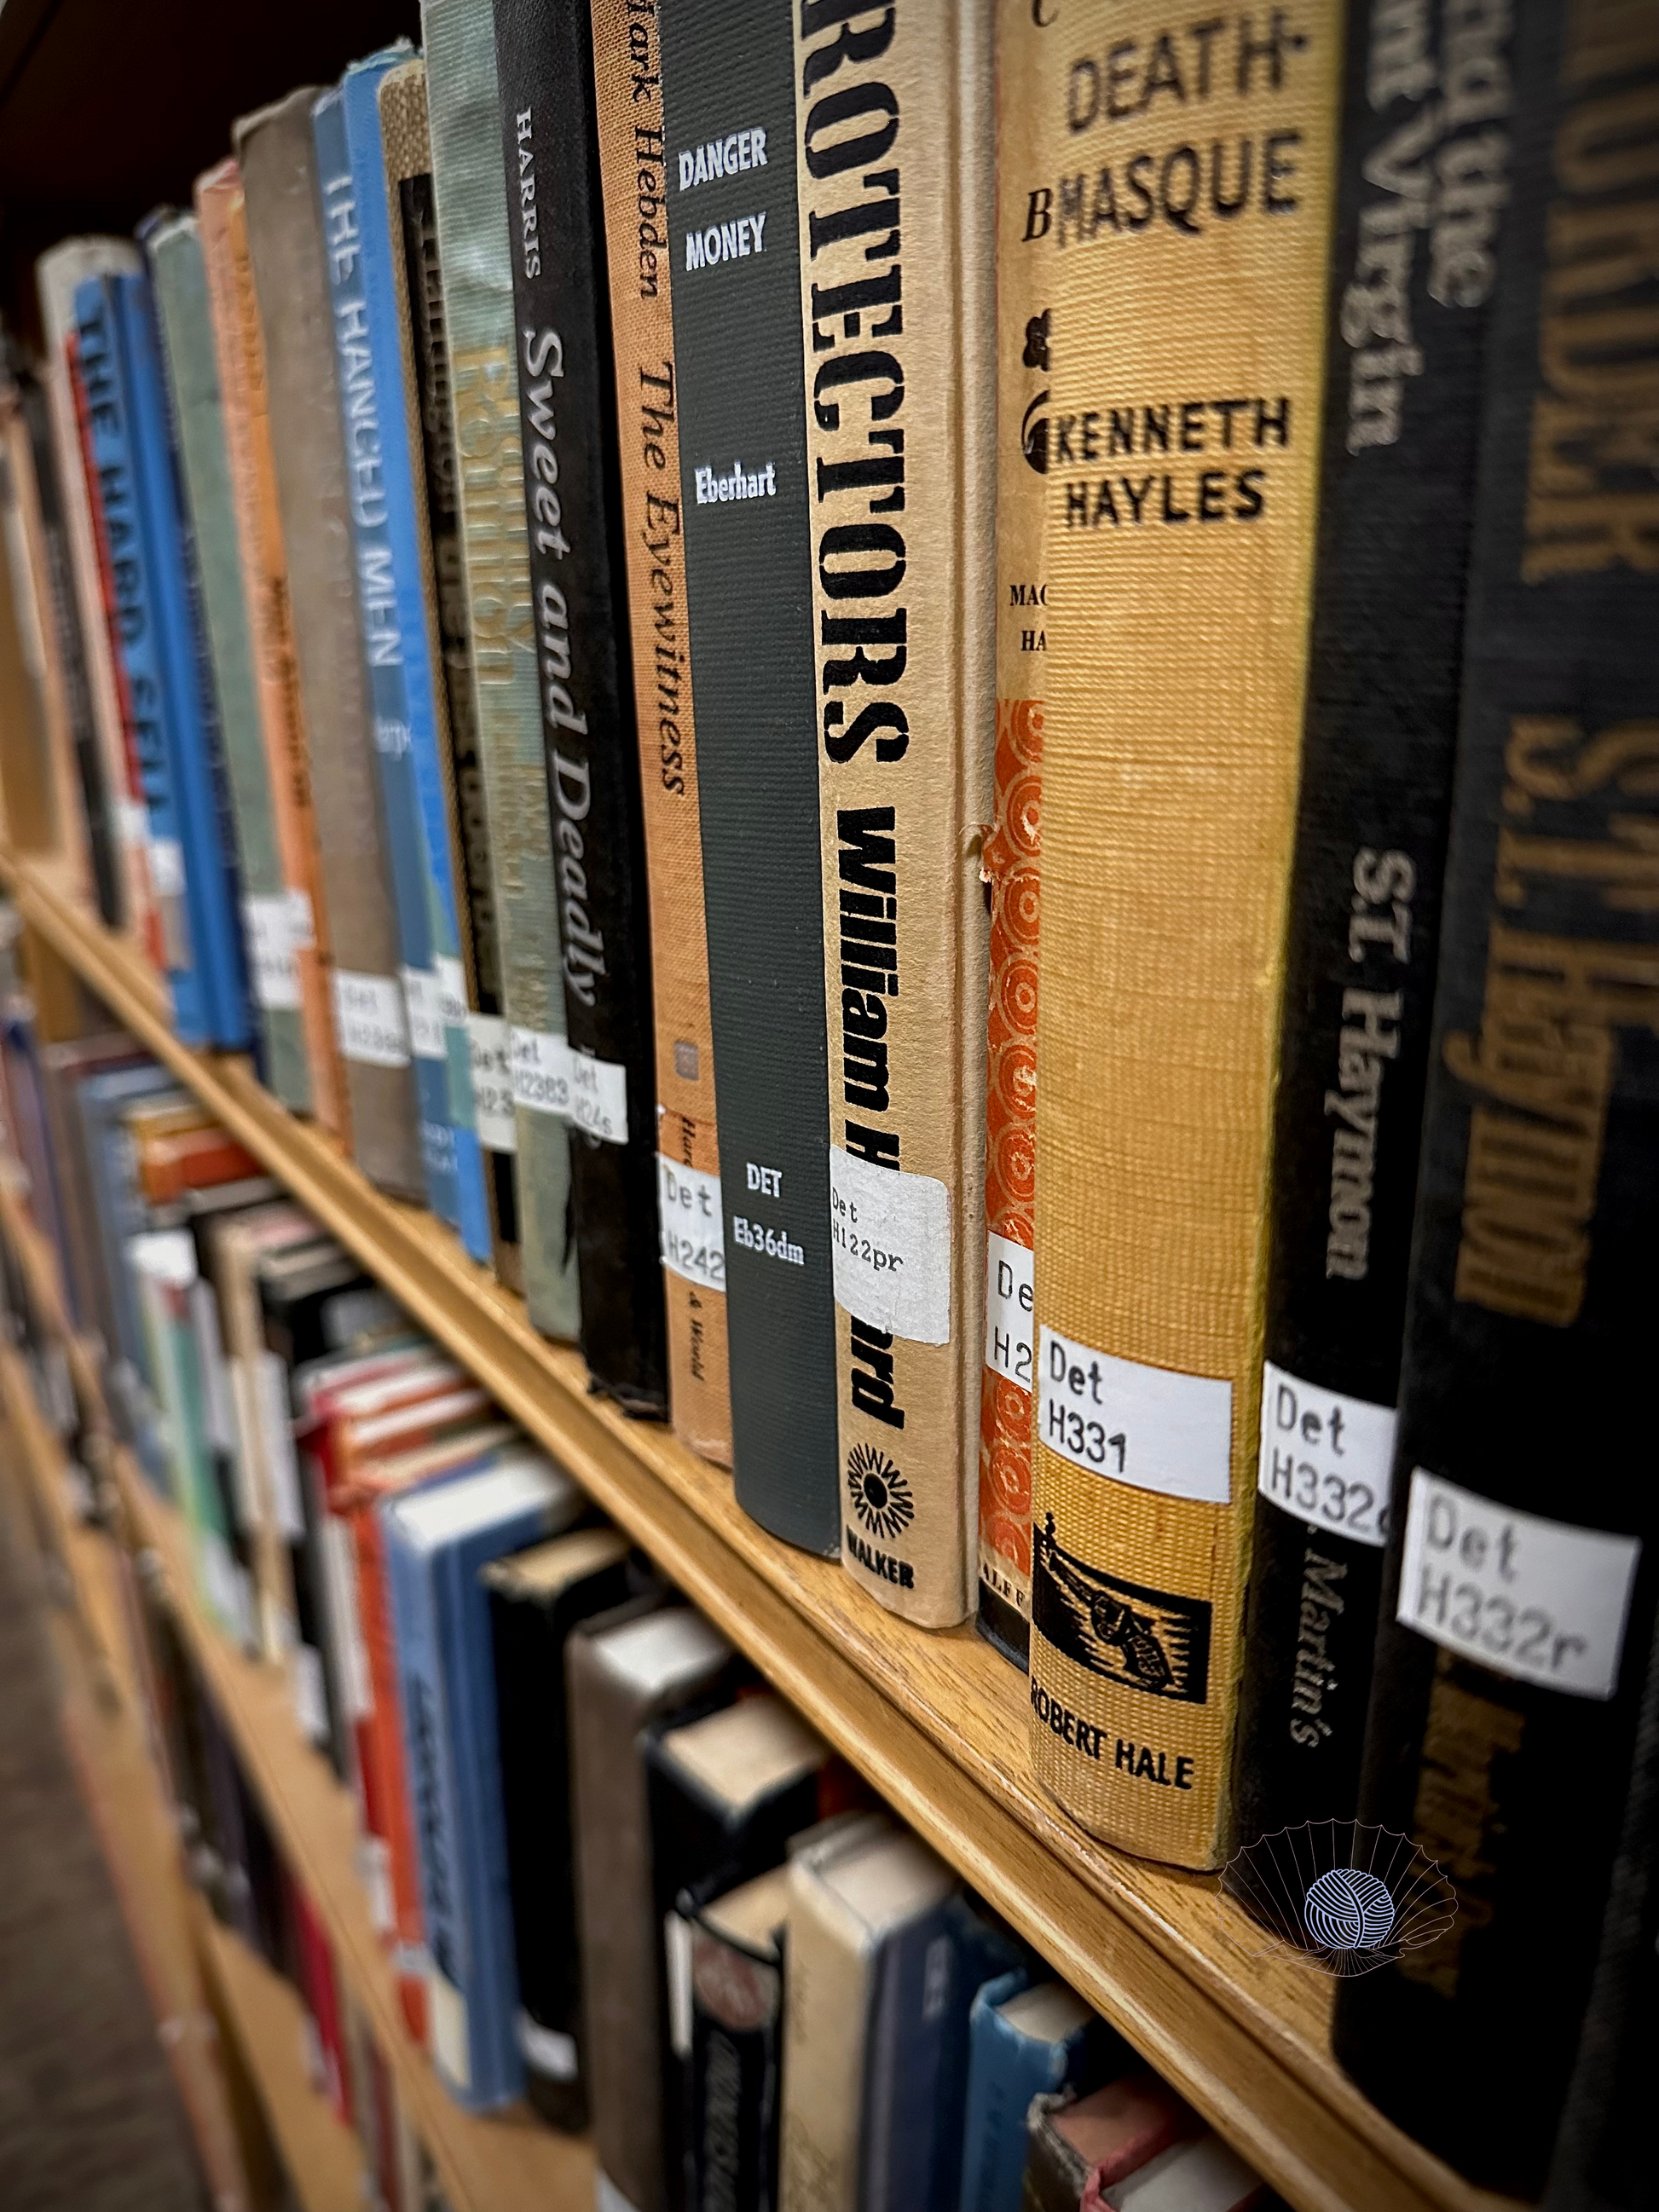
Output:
(436, 1520), (542, 2106)
(383, 1502), (485, 2105)
(339, 57), (490, 1265)
(113, 273), (251, 1052)
(72, 275), (207, 1046)
(313, 75), (462, 1235)
(957, 1968), (1108, 2212)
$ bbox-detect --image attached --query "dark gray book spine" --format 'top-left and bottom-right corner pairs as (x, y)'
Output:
(489, 0), (665, 1416)
(658, 0), (839, 1551)
(1235, 0), (1519, 1845)
(1333, 7), (1659, 2195)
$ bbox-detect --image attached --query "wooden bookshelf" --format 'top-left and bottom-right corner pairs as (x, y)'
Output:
(0, 1343), (256, 2212)
(0, 846), (1521, 2212)
(193, 1898), (367, 2212)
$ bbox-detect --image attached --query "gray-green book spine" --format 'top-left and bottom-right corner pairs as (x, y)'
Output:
(234, 89), (425, 1203)
(421, 0), (579, 1341)
(146, 211), (309, 1111)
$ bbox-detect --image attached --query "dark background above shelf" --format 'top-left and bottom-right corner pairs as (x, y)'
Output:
(0, 0), (418, 339)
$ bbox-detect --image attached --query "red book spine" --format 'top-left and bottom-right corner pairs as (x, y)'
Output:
(351, 1499), (429, 2046)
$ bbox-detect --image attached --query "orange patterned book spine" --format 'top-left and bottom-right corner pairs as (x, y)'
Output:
(196, 159), (346, 1138)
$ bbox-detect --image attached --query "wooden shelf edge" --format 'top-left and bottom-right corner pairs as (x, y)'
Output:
(193, 1897), (367, 2212)
(0, 847), (1518, 2212)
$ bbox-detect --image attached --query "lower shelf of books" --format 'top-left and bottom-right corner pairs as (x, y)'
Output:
(0, 849), (1523, 2212)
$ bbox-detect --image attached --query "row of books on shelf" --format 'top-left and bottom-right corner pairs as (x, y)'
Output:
(0, 0), (1651, 2198)
(0, 1131), (1275, 2212)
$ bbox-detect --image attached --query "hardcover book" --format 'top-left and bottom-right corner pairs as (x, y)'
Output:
(961, 1973), (1121, 2212)
(195, 159), (346, 1138)
(383, 1451), (585, 2109)
(145, 208), (309, 1108)
(235, 88), (425, 1201)
(420, 0), (581, 1340)
(789, 0), (996, 1626)
(1234, 0), (1520, 1848)
(977, 0), (1057, 1666)
(569, 1602), (733, 2212)
(1020, 2078), (1195, 2212)
(483, 1525), (633, 2127)
(376, 61), (521, 1287)
(1333, 4), (1659, 2195)
(685, 1863), (790, 2212)
(34, 236), (154, 944)
(123, 236), (252, 1054)
(646, 1694), (830, 2207)
(1025, 0), (1344, 1868)
(491, 0), (666, 1416)
(658, 0), (840, 1551)
(344, 55), (494, 1265)
(72, 275), (210, 1040)
(589, 0), (731, 1464)
(316, 65), (466, 1239)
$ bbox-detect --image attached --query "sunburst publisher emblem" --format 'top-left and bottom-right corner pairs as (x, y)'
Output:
(847, 1444), (915, 1543)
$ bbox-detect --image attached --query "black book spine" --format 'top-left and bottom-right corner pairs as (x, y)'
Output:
(657, 0), (840, 1552)
(686, 1929), (783, 2212)
(487, 1557), (632, 2131)
(394, 153), (522, 1278)
(491, 0), (666, 1415)
(1236, 0), (1522, 1845)
(1332, 7), (1659, 2196)
(19, 374), (121, 927)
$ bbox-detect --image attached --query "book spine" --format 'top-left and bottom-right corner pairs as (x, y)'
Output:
(688, 1921), (783, 2212)
(778, 1867), (871, 2212)
(122, 257), (252, 1054)
(359, 58), (494, 1269)
(790, 0), (993, 1625)
(18, 378), (118, 921)
(490, 0), (666, 1417)
(384, 1509), (478, 2100)
(71, 277), (206, 1038)
(36, 243), (156, 945)
(658, 0), (841, 1553)
(234, 91), (425, 1202)
(198, 163), (349, 1140)
(420, 0), (581, 1343)
(315, 78), (461, 1230)
(1234, 0), (1520, 1848)
(1026, 3), (1344, 1868)
(1333, 6), (1659, 2194)
(146, 211), (310, 1108)
(977, 0), (1055, 1668)
(379, 72), (523, 1288)
(351, 1502), (430, 2042)
(589, 0), (732, 1464)
(61, 325), (165, 967)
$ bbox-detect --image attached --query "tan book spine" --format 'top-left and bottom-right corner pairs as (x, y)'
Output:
(1026, 3), (1343, 1868)
(790, 0), (995, 1625)
(196, 162), (346, 1140)
(778, 1832), (880, 2212)
(588, 0), (731, 1468)
(975, 0), (1063, 1667)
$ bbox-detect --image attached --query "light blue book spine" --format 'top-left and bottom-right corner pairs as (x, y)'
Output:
(313, 78), (461, 1232)
(383, 1497), (485, 2105)
(72, 275), (207, 1045)
(341, 55), (490, 1265)
(113, 271), (251, 1052)
(957, 1968), (1107, 2212)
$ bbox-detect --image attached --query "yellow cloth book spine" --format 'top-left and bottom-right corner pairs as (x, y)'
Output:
(1026, 2), (1343, 1867)
(792, 0), (995, 1626)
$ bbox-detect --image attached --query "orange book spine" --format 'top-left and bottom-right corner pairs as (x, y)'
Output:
(196, 160), (346, 1138)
